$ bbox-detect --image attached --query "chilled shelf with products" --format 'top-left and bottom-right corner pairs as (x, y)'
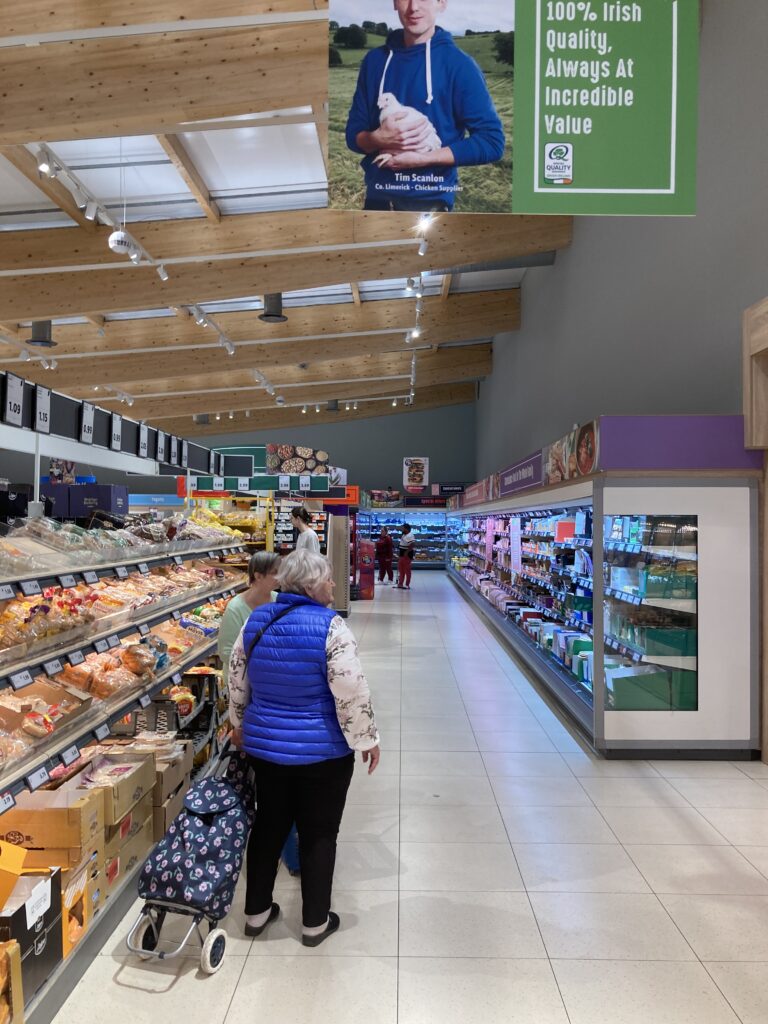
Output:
(359, 510), (448, 568)
(447, 473), (757, 756)
(273, 502), (328, 554)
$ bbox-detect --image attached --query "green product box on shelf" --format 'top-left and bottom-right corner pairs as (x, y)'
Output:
(609, 668), (697, 712)
(642, 627), (697, 658)
(641, 569), (698, 600)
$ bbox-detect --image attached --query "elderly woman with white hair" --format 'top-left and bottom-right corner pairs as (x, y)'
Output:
(228, 549), (380, 947)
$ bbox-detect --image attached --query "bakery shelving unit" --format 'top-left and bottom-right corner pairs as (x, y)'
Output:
(447, 472), (759, 757)
(360, 510), (448, 569)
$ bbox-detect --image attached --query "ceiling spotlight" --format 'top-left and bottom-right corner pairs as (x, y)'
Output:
(84, 200), (99, 222)
(224, 340), (235, 356)
(215, 412), (221, 421)
(228, 410), (234, 420)
(419, 212), (433, 231)
(17, 350), (30, 362)
(194, 309), (207, 326)
(353, 401), (358, 411)
(392, 398), (397, 407)
(405, 277), (415, 292)
(411, 326), (421, 339)
(266, 384), (275, 396)
(36, 146), (56, 178)
(156, 264), (169, 282)
(126, 396), (134, 407)
(40, 359), (50, 370)
(259, 293), (288, 324)
(245, 410), (251, 418)
(315, 404), (320, 413)
(345, 402), (350, 411)
(415, 278), (423, 298)
(302, 405), (307, 415)
(92, 386), (100, 392)
(49, 358), (58, 370)
(418, 238), (429, 256)
(129, 249), (142, 265)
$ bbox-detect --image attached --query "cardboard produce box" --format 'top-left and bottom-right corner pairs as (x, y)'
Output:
(0, 789), (104, 871)
(0, 844), (27, 911)
(60, 860), (92, 960)
(0, 940), (24, 1024)
(105, 792), (153, 864)
(76, 753), (155, 826)
(105, 817), (152, 898)
(0, 870), (62, 1008)
(153, 742), (194, 806)
(153, 777), (189, 842)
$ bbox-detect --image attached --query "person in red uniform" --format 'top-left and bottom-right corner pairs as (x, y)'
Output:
(375, 526), (394, 584)
(396, 524), (416, 590)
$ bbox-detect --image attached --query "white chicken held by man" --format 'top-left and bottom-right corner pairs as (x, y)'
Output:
(373, 92), (442, 167)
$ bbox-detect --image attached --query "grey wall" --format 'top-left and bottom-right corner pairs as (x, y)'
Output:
(199, 401), (477, 492)
(476, 0), (768, 477)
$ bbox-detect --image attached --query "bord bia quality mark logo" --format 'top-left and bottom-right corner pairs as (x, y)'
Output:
(544, 142), (574, 184)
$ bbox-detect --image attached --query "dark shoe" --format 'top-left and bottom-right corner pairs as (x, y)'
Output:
(288, 868), (301, 878)
(302, 911), (340, 947)
(245, 902), (280, 936)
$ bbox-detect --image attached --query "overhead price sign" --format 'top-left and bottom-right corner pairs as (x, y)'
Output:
(514, 0), (699, 214)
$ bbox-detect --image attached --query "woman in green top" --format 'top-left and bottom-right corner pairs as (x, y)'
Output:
(218, 551), (281, 687)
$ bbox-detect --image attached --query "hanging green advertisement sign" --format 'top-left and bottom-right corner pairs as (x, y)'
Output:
(514, 0), (699, 214)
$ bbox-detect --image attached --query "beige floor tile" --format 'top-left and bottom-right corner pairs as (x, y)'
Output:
(579, 777), (690, 808)
(660, 894), (768, 960)
(514, 844), (650, 893)
(563, 752), (659, 778)
(482, 751), (573, 777)
(625, 844), (768, 895)
(398, 958), (569, 1024)
(399, 891), (545, 958)
(670, 778), (768, 809)
(400, 750), (487, 776)
(599, 806), (729, 845)
(493, 776), (591, 807)
(399, 842), (523, 892)
(400, 773), (497, 806)
(500, 805), (618, 844)
(400, 803), (508, 844)
(698, 808), (768, 845)
(553, 960), (740, 1024)
(705, 963), (768, 1024)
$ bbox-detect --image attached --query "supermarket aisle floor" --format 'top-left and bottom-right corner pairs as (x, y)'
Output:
(54, 573), (768, 1024)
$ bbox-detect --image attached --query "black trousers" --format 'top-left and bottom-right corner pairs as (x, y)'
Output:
(364, 196), (451, 212)
(246, 753), (354, 927)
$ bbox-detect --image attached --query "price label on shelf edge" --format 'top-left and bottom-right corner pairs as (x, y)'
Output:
(60, 744), (80, 767)
(93, 723), (111, 741)
(58, 574), (77, 589)
(173, 555), (184, 566)
(0, 791), (15, 815)
(107, 634), (121, 648)
(0, 584), (15, 600)
(172, 673), (182, 686)
(83, 570), (99, 585)
(138, 693), (152, 709)
(43, 659), (63, 676)
(138, 623), (150, 636)
(115, 566), (129, 579)
(138, 563), (150, 575)
(80, 402), (95, 445)
(68, 650), (85, 666)
(3, 372), (24, 427)
(20, 579), (42, 597)
(25, 766), (49, 791)
(237, 477), (250, 492)
(139, 423), (149, 458)
(35, 385), (51, 435)
(110, 412), (122, 452)
(156, 429), (167, 463)
(94, 639), (109, 654)
(9, 669), (33, 690)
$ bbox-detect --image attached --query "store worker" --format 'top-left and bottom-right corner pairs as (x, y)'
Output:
(397, 523), (416, 589)
(376, 526), (394, 584)
(217, 551), (281, 687)
(228, 550), (380, 947)
(345, 0), (505, 211)
(291, 506), (320, 553)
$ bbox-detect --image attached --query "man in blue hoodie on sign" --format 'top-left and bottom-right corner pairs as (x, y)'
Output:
(345, 0), (506, 211)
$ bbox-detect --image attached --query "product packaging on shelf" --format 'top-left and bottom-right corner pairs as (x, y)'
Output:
(0, 939), (24, 1024)
(104, 791), (153, 865)
(0, 869), (62, 1008)
(76, 752), (155, 827)
(0, 845), (27, 911)
(68, 486), (129, 519)
(105, 817), (153, 897)
(153, 779), (189, 843)
(0, 788), (104, 871)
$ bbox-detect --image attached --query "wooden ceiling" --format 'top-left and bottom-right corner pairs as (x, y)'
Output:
(0, 1), (573, 434)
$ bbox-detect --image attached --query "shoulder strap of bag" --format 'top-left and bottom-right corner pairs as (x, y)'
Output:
(245, 604), (297, 661)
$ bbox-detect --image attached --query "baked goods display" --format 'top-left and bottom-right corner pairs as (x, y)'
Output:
(0, 559), (242, 669)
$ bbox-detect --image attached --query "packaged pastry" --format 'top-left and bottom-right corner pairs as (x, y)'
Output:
(0, 729), (32, 768)
(118, 643), (156, 676)
(90, 667), (142, 700)
(168, 684), (195, 718)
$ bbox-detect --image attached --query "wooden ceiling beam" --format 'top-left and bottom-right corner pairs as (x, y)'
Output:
(0, 211), (572, 274)
(157, 135), (220, 223)
(0, 1), (326, 38)
(0, 24), (327, 144)
(156, 382), (477, 438)
(0, 146), (97, 231)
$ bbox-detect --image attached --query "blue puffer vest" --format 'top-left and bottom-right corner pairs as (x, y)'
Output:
(241, 593), (351, 766)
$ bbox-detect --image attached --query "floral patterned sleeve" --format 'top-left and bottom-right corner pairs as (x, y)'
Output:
(326, 615), (380, 751)
(227, 629), (249, 730)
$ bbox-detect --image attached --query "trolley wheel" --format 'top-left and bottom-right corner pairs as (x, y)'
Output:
(134, 917), (160, 959)
(200, 928), (227, 974)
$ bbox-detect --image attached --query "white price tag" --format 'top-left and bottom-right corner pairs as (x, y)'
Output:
(93, 723), (111, 741)
(278, 475), (291, 491)
(25, 876), (51, 929)
(9, 669), (33, 690)
(0, 584), (16, 600)
(107, 634), (121, 648)
(60, 744), (80, 767)
(181, 440), (189, 469)
(237, 477), (250, 492)
(188, 476), (198, 491)
(35, 385), (51, 434)
(138, 693), (152, 709)
(115, 566), (129, 579)
(20, 578), (41, 597)
(173, 555), (183, 566)
(59, 574), (77, 589)
(213, 476), (224, 491)
(171, 673), (182, 686)
(43, 659), (63, 677)
(3, 372), (24, 427)
(208, 551), (217, 559)
(170, 436), (178, 464)
(0, 791), (15, 815)
(83, 570), (99, 585)
(68, 650), (85, 666)
(139, 423), (149, 458)
(80, 402), (95, 444)
(94, 638), (109, 654)
(25, 766), (49, 792)
(138, 563), (150, 575)
(110, 412), (122, 451)
(209, 450), (216, 474)
(172, 610), (181, 621)
(138, 623), (150, 636)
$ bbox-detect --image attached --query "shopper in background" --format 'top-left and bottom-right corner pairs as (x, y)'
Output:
(376, 526), (394, 584)
(291, 506), (320, 553)
(228, 549), (380, 947)
(396, 523), (416, 589)
(218, 551), (281, 687)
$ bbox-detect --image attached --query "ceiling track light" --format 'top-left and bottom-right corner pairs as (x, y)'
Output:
(195, 310), (208, 327)
(17, 350), (30, 362)
(302, 405), (307, 414)
(266, 384), (275, 396)
(345, 402), (350, 411)
(418, 238), (429, 257)
(392, 398), (397, 407)
(40, 359), (50, 370)
(228, 411), (234, 420)
(353, 401), (358, 411)
(315, 404), (320, 413)
(84, 200), (99, 222)
(36, 146), (57, 178)
(415, 299), (424, 314)
(405, 277), (415, 293)
(411, 326), (421, 339)
(245, 410), (251, 418)
(156, 264), (169, 282)
(215, 412), (221, 421)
